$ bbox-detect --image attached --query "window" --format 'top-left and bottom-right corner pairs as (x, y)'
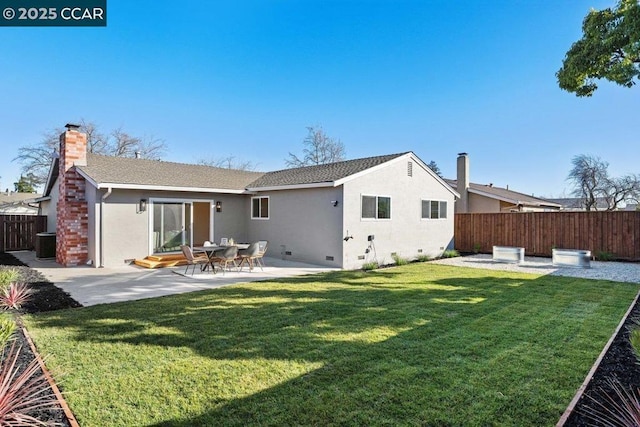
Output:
(422, 200), (447, 219)
(251, 196), (269, 219)
(361, 195), (391, 219)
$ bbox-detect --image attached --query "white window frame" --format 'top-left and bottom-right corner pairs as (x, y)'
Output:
(361, 194), (392, 220)
(251, 196), (270, 220)
(421, 199), (448, 220)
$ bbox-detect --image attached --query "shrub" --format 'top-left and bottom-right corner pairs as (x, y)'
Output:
(0, 269), (20, 290)
(596, 251), (615, 261)
(392, 254), (409, 266)
(0, 283), (32, 311)
(582, 379), (640, 426)
(0, 342), (59, 426)
(0, 317), (16, 349)
(415, 255), (431, 262)
(473, 243), (481, 254)
(362, 262), (379, 271)
(442, 249), (460, 258)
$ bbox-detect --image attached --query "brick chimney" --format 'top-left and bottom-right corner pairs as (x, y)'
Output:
(56, 123), (89, 266)
(456, 152), (469, 213)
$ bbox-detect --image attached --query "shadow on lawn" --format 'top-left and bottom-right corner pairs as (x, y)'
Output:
(29, 267), (636, 426)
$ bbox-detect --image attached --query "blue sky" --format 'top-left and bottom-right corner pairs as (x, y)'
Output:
(2, 0), (638, 198)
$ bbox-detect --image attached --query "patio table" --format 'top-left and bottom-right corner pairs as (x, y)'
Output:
(193, 244), (249, 272)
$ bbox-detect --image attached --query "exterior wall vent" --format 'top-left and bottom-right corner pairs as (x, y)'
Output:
(325, 256), (334, 261)
(417, 249), (423, 253)
(285, 251), (292, 256)
(407, 161), (413, 177)
(358, 255), (365, 260)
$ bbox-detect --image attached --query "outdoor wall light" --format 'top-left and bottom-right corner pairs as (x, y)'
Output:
(331, 200), (339, 207)
(139, 199), (147, 212)
(215, 201), (222, 212)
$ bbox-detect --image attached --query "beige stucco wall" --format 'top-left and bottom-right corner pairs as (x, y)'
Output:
(342, 156), (456, 269)
(246, 187), (344, 267)
(468, 193), (501, 213)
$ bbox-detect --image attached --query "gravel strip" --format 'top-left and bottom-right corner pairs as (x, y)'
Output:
(430, 254), (640, 283)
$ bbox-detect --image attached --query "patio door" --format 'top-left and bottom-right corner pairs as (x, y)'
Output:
(152, 201), (193, 252)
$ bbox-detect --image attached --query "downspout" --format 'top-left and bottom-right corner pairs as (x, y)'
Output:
(99, 187), (112, 268)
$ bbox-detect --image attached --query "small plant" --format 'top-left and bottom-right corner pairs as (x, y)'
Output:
(473, 243), (481, 254)
(582, 379), (640, 426)
(0, 342), (59, 426)
(0, 269), (20, 290)
(392, 254), (409, 266)
(362, 262), (379, 271)
(631, 327), (640, 363)
(442, 249), (460, 258)
(0, 317), (16, 349)
(0, 283), (32, 310)
(416, 255), (432, 262)
(596, 251), (615, 261)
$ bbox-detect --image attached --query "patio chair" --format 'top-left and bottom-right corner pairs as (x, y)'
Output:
(180, 245), (210, 276)
(211, 245), (239, 275)
(238, 242), (261, 271)
(255, 240), (268, 269)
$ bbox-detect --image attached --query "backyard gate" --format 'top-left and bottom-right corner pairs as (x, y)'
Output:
(0, 215), (47, 252)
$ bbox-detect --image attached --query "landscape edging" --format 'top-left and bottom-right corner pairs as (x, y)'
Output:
(18, 319), (80, 427)
(556, 289), (640, 426)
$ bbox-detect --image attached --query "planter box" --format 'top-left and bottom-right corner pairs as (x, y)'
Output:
(492, 246), (524, 264)
(552, 249), (591, 268)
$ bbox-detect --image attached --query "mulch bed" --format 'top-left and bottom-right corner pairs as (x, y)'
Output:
(563, 295), (640, 426)
(0, 251), (638, 425)
(0, 251), (82, 426)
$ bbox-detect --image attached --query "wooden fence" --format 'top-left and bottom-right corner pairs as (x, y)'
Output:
(0, 215), (47, 252)
(455, 211), (640, 261)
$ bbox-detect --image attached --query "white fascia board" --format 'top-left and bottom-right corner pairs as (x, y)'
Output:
(246, 182), (334, 192)
(42, 157), (58, 196)
(34, 196), (51, 202)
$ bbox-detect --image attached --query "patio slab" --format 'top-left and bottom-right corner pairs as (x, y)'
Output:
(11, 251), (337, 306)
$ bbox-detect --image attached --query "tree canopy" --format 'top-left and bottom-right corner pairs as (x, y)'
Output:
(557, 0), (640, 96)
(13, 119), (167, 187)
(285, 126), (345, 168)
(427, 160), (443, 177)
(13, 175), (37, 193)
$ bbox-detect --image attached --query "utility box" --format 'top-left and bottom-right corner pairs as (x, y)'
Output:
(35, 232), (56, 259)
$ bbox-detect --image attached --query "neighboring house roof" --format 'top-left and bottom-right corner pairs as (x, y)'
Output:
(546, 197), (610, 211)
(445, 179), (562, 209)
(75, 153), (266, 194)
(0, 192), (41, 215)
(0, 192), (40, 205)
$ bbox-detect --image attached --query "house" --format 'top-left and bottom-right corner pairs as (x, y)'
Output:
(546, 197), (616, 211)
(40, 124), (458, 269)
(0, 191), (41, 215)
(447, 153), (562, 213)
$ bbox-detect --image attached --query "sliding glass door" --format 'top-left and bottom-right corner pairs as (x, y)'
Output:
(152, 202), (192, 252)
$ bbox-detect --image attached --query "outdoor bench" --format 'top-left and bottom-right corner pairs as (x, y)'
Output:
(492, 246), (524, 264)
(552, 248), (591, 268)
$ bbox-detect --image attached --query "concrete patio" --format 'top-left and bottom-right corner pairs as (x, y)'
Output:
(12, 251), (337, 306)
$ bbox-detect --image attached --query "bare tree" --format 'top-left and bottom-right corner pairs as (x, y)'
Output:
(13, 120), (167, 187)
(285, 126), (345, 168)
(197, 156), (258, 171)
(568, 155), (608, 211)
(567, 154), (639, 210)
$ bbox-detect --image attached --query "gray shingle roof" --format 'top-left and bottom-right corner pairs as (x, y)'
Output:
(247, 152), (409, 189)
(445, 179), (561, 208)
(77, 154), (265, 191)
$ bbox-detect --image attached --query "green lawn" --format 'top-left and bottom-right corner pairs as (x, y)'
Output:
(24, 263), (639, 426)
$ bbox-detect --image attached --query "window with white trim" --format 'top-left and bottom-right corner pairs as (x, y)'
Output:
(361, 195), (391, 219)
(422, 200), (447, 219)
(251, 196), (269, 219)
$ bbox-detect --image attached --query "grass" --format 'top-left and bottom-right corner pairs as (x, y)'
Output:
(23, 263), (639, 426)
